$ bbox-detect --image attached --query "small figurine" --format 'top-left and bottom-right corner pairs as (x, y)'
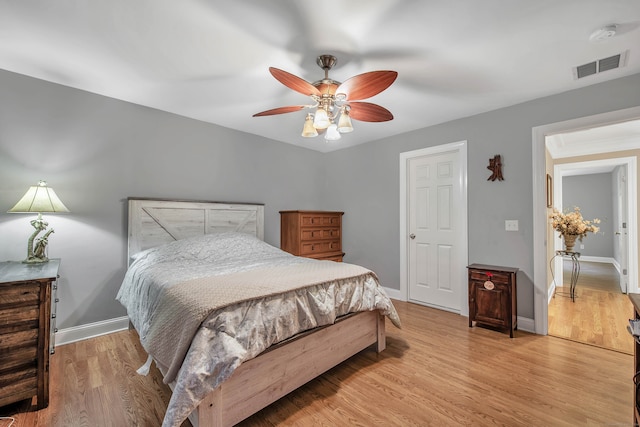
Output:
(31, 228), (55, 262)
(487, 154), (504, 181)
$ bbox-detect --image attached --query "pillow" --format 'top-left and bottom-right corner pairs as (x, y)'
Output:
(130, 232), (282, 265)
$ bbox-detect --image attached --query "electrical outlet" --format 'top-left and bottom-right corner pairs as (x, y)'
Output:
(580, 244), (585, 249)
(505, 220), (519, 231)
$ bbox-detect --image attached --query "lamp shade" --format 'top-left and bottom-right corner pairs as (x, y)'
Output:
(301, 113), (318, 137)
(324, 123), (341, 141)
(8, 181), (70, 213)
(337, 109), (354, 133)
(313, 108), (330, 129)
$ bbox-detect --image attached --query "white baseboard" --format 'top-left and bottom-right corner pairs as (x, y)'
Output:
(383, 286), (535, 333)
(579, 256), (615, 264)
(382, 286), (403, 301)
(517, 316), (535, 333)
(55, 316), (130, 347)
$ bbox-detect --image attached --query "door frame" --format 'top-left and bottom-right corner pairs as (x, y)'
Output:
(399, 140), (469, 315)
(532, 106), (640, 335)
(551, 158), (636, 294)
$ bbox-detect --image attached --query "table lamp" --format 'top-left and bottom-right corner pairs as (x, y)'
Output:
(8, 180), (70, 263)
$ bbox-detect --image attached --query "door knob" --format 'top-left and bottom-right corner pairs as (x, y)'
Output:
(409, 233), (416, 239)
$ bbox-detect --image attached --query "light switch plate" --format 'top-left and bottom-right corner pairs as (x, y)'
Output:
(505, 220), (519, 231)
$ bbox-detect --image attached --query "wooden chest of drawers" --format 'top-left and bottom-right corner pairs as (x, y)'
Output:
(467, 263), (518, 337)
(0, 259), (59, 409)
(280, 211), (344, 261)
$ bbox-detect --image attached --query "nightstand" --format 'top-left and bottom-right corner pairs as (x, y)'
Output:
(467, 263), (518, 337)
(0, 259), (60, 409)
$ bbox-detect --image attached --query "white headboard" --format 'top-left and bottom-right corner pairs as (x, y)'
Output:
(127, 198), (265, 262)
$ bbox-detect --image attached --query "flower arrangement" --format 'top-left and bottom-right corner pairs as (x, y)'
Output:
(549, 206), (600, 240)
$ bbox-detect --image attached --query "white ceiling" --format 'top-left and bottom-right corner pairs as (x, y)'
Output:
(1, 1), (639, 153)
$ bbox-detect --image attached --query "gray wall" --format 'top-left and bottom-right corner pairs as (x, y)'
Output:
(0, 70), (325, 329)
(323, 73), (640, 319)
(563, 173), (614, 257)
(1, 67), (639, 328)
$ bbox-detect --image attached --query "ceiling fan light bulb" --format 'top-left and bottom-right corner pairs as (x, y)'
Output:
(301, 114), (318, 137)
(325, 123), (341, 141)
(313, 108), (330, 129)
(337, 111), (354, 133)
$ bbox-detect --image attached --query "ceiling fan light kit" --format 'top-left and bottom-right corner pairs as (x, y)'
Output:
(254, 54), (397, 143)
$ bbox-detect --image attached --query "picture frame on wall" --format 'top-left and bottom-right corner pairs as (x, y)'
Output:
(546, 174), (553, 207)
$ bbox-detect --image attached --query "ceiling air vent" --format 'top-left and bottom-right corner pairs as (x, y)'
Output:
(574, 51), (628, 79)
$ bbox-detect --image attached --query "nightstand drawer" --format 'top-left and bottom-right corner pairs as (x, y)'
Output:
(0, 282), (40, 310)
(0, 366), (38, 408)
(0, 329), (39, 351)
(0, 345), (38, 371)
(469, 270), (511, 285)
(0, 306), (40, 330)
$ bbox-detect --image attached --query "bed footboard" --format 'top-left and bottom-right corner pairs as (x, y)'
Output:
(194, 310), (386, 427)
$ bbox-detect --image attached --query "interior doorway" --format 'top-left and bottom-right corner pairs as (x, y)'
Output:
(532, 106), (640, 335)
(546, 157), (636, 353)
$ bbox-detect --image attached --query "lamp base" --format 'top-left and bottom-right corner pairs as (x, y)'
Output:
(23, 256), (49, 264)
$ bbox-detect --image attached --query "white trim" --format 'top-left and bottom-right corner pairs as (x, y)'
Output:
(382, 286), (403, 301)
(399, 140), (469, 316)
(532, 106), (640, 335)
(578, 256), (616, 264)
(55, 316), (130, 347)
(517, 316), (535, 333)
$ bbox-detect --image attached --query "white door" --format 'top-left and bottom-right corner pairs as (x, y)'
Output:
(616, 165), (629, 293)
(407, 149), (463, 311)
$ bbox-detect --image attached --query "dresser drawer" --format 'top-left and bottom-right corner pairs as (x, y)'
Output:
(300, 240), (341, 255)
(300, 214), (341, 227)
(300, 228), (340, 241)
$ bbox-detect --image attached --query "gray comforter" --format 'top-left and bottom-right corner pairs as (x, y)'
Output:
(116, 232), (400, 427)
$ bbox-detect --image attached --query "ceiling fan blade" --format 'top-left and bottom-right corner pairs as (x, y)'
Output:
(348, 102), (394, 122)
(336, 71), (398, 101)
(269, 67), (321, 97)
(253, 105), (307, 117)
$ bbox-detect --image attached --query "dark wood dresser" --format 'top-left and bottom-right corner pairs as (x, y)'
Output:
(467, 263), (518, 337)
(280, 211), (344, 261)
(0, 259), (60, 409)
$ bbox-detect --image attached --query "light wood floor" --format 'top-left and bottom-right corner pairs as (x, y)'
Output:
(1, 300), (633, 426)
(548, 260), (634, 354)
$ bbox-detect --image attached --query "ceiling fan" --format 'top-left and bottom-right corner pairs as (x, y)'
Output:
(253, 54), (398, 141)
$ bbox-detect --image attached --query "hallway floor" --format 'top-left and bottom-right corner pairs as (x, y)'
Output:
(547, 260), (634, 354)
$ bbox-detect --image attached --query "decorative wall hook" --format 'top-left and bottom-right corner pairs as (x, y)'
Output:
(487, 154), (504, 181)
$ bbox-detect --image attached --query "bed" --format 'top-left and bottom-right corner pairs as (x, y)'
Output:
(117, 198), (401, 427)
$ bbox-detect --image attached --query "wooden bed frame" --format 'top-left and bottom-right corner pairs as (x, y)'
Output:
(127, 198), (387, 427)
